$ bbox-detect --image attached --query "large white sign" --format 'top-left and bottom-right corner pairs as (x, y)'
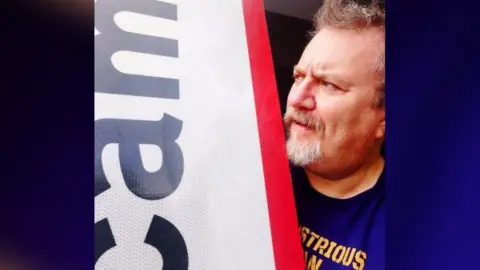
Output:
(94, 0), (303, 269)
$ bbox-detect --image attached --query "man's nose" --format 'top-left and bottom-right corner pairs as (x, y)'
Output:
(289, 77), (316, 111)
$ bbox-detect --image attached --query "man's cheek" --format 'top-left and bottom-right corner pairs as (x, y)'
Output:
(320, 102), (360, 131)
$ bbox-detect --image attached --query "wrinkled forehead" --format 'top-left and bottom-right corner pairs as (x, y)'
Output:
(298, 27), (384, 77)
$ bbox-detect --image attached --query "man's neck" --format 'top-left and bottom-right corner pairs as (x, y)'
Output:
(305, 155), (385, 199)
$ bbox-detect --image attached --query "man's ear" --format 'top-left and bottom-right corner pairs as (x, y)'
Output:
(375, 113), (385, 140)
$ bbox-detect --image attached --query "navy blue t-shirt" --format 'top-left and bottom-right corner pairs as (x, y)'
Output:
(291, 165), (385, 270)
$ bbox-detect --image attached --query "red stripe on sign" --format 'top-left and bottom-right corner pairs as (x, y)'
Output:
(241, 0), (304, 269)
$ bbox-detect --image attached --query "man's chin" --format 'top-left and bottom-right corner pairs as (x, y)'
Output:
(286, 140), (322, 167)
(288, 155), (320, 167)
(287, 131), (316, 145)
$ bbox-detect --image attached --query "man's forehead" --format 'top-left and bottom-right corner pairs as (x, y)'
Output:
(297, 27), (384, 72)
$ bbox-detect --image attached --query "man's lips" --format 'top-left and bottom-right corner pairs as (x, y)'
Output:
(292, 120), (313, 130)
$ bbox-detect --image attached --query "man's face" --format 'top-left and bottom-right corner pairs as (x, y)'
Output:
(284, 27), (385, 178)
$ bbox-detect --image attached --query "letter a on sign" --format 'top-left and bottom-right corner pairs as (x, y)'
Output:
(94, 0), (304, 269)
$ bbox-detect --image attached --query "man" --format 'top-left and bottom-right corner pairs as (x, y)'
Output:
(283, 1), (385, 269)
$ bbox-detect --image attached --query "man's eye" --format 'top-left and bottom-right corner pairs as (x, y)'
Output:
(293, 74), (304, 83)
(322, 81), (342, 91)
(322, 81), (334, 88)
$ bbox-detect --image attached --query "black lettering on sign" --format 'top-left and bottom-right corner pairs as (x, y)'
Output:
(95, 0), (179, 99)
(145, 215), (188, 270)
(95, 0), (189, 268)
(95, 115), (184, 200)
(95, 219), (116, 263)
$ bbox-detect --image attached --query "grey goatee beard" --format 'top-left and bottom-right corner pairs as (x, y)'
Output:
(284, 107), (323, 166)
(286, 133), (321, 166)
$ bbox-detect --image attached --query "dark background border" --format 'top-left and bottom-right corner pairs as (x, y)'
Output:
(2, 2), (93, 269)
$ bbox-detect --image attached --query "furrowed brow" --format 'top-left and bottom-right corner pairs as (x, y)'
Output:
(293, 65), (306, 75)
